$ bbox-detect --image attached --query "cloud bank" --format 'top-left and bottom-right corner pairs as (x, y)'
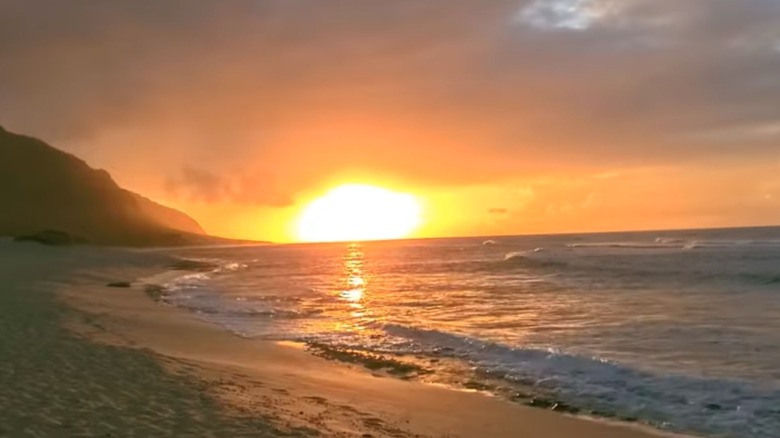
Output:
(1, 0), (778, 228)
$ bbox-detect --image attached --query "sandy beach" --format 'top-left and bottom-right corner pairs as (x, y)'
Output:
(0, 241), (692, 438)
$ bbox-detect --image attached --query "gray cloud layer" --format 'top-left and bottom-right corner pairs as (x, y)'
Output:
(1, 0), (779, 204)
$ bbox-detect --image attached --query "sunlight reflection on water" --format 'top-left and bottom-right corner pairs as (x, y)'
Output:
(336, 244), (369, 330)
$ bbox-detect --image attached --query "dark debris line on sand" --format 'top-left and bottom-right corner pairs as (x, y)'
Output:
(107, 281), (132, 288)
(305, 342), (430, 379)
(0, 250), (301, 437)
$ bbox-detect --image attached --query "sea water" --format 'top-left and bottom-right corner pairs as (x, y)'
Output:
(159, 227), (780, 438)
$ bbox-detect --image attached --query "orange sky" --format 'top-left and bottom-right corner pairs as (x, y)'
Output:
(1, 1), (779, 242)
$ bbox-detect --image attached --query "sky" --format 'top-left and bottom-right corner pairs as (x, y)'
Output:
(1, 0), (779, 241)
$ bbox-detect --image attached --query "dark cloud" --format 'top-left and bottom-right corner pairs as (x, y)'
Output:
(488, 208), (509, 215)
(1, 0), (778, 206)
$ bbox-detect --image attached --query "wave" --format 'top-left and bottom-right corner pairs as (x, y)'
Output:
(502, 251), (567, 268)
(565, 238), (780, 251)
(497, 246), (780, 289)
(156, 274), (317, 321)
(167, 256), (248, 273)
(167, 257), (222, 272)
(174, 301), (321, 319)
(380, 324), (780, 438)
(654, 237), (687, 244)
(160, 258), (249, 292)
(567, 242), (681, 249)
(657, 237), (780, 249)
(766, 276), (780, 285)
(146, 256), (282, 318)
(737, 273), (780, 285)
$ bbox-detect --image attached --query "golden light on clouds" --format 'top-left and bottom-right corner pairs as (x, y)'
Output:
(296, 184), (422, 242)
(3, 1), (778, 242)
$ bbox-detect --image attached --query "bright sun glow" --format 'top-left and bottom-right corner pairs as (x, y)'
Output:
(297, 184), (422, 242)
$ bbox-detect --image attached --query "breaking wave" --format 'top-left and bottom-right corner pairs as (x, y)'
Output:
(380, 324), (780, 438)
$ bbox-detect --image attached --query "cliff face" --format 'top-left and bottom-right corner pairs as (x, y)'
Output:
(0, 125), (206, 246)
(130, 191), (205, 237)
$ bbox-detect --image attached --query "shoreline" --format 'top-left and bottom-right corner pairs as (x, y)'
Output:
(56, 254), (694, 438)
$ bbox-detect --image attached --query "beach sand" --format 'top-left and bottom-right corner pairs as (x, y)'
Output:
(1, 243), (690, 437)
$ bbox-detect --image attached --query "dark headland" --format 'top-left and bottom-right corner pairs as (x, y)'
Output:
(0, 125), (260, 247)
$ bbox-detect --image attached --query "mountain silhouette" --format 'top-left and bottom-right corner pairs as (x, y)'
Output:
(0, 125), (223, 246)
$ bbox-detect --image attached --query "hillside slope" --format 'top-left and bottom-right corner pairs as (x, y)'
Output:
(0, 125), (208, 246)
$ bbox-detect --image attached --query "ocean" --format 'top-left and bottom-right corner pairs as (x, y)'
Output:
(156, 226), (780, 438)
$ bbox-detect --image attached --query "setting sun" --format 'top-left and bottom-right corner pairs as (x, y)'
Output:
(297, 184), (422, 242)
